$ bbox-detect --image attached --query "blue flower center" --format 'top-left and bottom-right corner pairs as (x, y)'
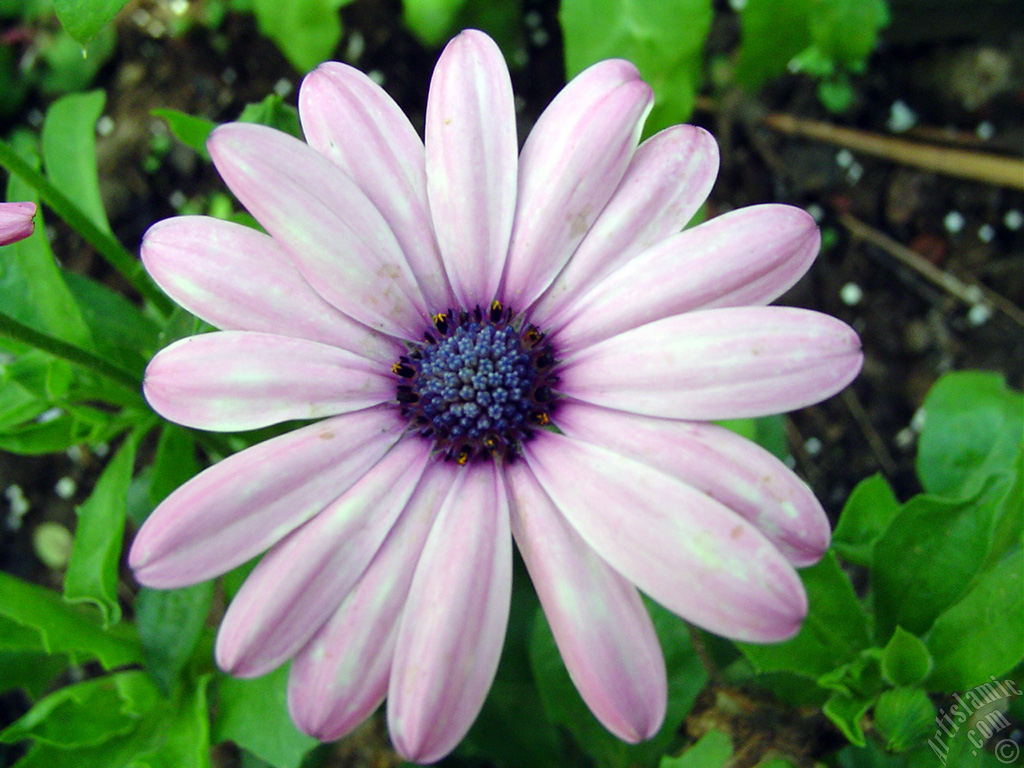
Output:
(394, 302), (558, 464)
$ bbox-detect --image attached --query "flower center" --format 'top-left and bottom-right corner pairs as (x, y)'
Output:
(394, 301), (558, 464)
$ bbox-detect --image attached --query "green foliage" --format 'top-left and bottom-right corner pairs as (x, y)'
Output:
(659, 730), (732, 767)
(560, 0), (713, 134)
(53, 0), (130, 42)
(251, 0), (352, 73)
(403, 0), (468, 46)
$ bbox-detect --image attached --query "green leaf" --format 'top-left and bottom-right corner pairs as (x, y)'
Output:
(735, 0), (814, 87)
(560, 0), (713, 133)
(0, 405), (133, 456)
(136, 583), (214, 693)
(151, 109), (216, 160)
(871, 470), (1018, 642)
(64, 271), (160, 377)
(924, 548), (1024, 692)
(0, 571), (143, 669)
(63, 434), (140, 627)
(54, 0), (131, 42)
(738, 552), (870, 678)
(880, 626), (933, 687)
(212, 666), (317, 768)
(1, 155), (93, 352)
(818, 651), (884, 746)
(148, 425), (200, 508)
(530, 598), (707, 768)
(402, 0), (468, 46)
(0, 671), (155, 748)
(251, 0), (348, 73)
(660, 730), (732, 768)
(916, 371), (1024, 499)
(832, 474), (900, 566)
(238, 94), (304, 139)
(0, 651), (69, 700)
(873, 687), (935, 752)
(808, 0), (888, 69)
(41, 90), (110, 234)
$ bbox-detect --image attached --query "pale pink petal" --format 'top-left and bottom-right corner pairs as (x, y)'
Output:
(0, 201), (36, 246)
(555, 402), (830, 567)
(501, 60), (653, 308)
(215, 439), (432, 677)
(141, 216), (400, 361)
(208, 123), (428, 337)
(553, 205), (820, 353)
(129, 408), (405, 588)
(561, 306), (863, 420)
(300, 64), (451, 310)
(426, 30), (517, 308)
(143, 332), (395, 431)
(532, 125), (719, 325)
(388, 463), (512, 763)
(288, 462), (458, 740)
(525, 433), (807, 642)
(506, 462), (666, 741)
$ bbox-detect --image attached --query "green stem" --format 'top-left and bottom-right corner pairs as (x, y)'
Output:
(0, 309), (143, 399)
(0, 138), (173, 316)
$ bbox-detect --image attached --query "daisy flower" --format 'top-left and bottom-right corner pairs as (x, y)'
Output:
(129, 30), (862, 763)
(0, 201), (37, 246)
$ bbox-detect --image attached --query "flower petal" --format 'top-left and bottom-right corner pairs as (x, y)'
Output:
(208, 123), (428, 337)
(129, 408), (405, 588)
(553, 204), (820, 353)
(561, 306), (863, 420)
(143, 331), (395, 431)
(426, 29), (517, 308)
(141, 216), (399, 361)
(215, 438), (431, 677)
(287, 461), (457, 741)
(506, 461), (666, 741)
(0, 201), (36, 246)
(388, 463), (512, 763)
(525, 432), (808, 642)
(532, 125), (719, 325)
(554, 402), (830, 567)
(300, 63), (451, 310)
(501, 60), (653, 307)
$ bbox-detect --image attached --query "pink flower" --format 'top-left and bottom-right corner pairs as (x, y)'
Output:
(0, 201), (37, 246)
(130, 30), (862, 763)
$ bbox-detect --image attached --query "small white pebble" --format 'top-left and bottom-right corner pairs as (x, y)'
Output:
(27, 109), (43, 127)
(273, 78), (292, 97)
(943, 210), (965, 234)
(835, 149), (854, 169)
(910, 408), (926, 433)
(847, 162), (864, 184)
(344, 31), (365, 63)
(530, 28), (550, 47)
(512, 48), (528, 68)
(1004, 209), (1023, 230)
(222, 67), (238, 85)
(977, 223), (995, 243)
(804, 437), (823, 456)
(975, 121), (995, 140)
(729, 0), (748, 8)
(5, 485), (30, 523)
(54, 477), (77, 500)
(33, 523), (73, 570)
(66, 445), (84, 463)
(37, 408), (62, 424)
(887, 100), (918, 133)
(894, 427), (916, 450)
(840, 282), (863, 306)
(967, 303), (992, 326)
(147, 20), (166, 37)
(962, 284), (984, 303)
(806, 203), (825, 222)
(169, 190), (187, 210)
(131, 8), (150, 25)
(169, 0), (189, 15)
(524, 10), (542, 28)
(96, 115), (115, 137)
(367, 70), (385, 86)
(93, 442), (110, 458)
